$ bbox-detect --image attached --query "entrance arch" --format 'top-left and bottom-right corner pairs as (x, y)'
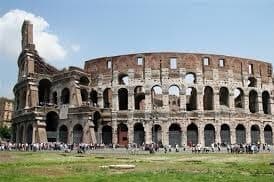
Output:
(134, 123), (145, 145)
(236, 124), (246, 144)
(204, 124), (215, 147)
(73, 124), (83, 144)
(220, 124), (230, 145)
(152, 124), (162, 144)
(264, 125), (273, 145)
(117, 123), (128, 146)
(59, 125), (68, 143)
(102, 125), (112, 145)
(251, 125), (260, 144)
(46, 111), (59, 142)
(169, 123), (182, 147)
(187, 123), (198, 146)
(26, 124), (33, 144)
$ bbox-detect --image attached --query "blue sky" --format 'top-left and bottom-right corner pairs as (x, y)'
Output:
(0, 0), (273, 98)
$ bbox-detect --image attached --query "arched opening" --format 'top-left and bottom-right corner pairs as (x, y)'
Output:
(151, 86), (163, 108)
(187, 123), (198, 146)
(251, 125), (260, 144)
(38, 79), (51, 106)
(262, 91), (271, 114)
(152, 124), (162, 144)
(133, 123), (145, 145)
(73, 124), (83, 144)
(184, 73), (196, 84)
(169, 85), (180, 111)
(118, 73), (129, 85)
(52, 92), (57, 105)
(204, 86), (214, 110)
(186, 87), (197, 111)
(236, 124), (246, 144)
(19, 125), (24, 143)
(93, 111), (100, 142)
(220, 124), (230, 145)
(248, 77), (257, 87)
(81, 89), (88, 103)
(117, 123), (128, 146)
(118, 88), (128, 110)
(264, 125), (273, 145)
(90, 90), (98, 106)
(102, 125), (112, 145)
(234, 88), (244, 108)
(169, 123), (182, 147)
(249, 90), (258, 113)
(79, 76), (90, 86)
(219, 87), (229, 107)
(134, 86), (145, 110)
(204, 124), (215, 147)
(103, 88), (112, 108)
(59, 125), (68, 143)
(46, 111), (59, 142)
(26, 124), (33, 144)
(61, 88), (70, 104)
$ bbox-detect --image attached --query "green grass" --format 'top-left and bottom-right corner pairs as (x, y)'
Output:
(0, 152), (273, 181)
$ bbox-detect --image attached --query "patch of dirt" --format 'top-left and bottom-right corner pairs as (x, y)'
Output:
(24, 167), (67, 177)
(0, 153), (14, 162)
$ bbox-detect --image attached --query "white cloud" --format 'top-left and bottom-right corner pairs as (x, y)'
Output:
(71, 44), (80, 52)
(0, 9), (67, 62)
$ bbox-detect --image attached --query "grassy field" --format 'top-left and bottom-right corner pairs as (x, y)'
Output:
(0, 151), (273, 182)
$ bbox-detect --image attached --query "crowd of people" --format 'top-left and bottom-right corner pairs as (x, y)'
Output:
(0, 141), (272, 154)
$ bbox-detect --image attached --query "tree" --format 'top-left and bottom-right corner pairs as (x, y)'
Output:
(0, 125), (11, 140)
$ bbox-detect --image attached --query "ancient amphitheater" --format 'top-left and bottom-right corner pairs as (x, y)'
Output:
(12, 20), (273, 147)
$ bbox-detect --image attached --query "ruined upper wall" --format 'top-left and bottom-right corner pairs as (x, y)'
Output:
(84, 52), (272, 83)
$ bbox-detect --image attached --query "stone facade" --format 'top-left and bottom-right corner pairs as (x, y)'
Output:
(0, 97), (14, 127)
(12, 20), (274, 147)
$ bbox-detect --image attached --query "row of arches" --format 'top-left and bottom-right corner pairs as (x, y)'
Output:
(102, 85), (271, 114)
(18, 122), (270, 146)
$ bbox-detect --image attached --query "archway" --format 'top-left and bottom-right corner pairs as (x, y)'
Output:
(184, 73), (196, 84)
(234, 88), (244, 108)
(81, 89), (88, 103)
(117, 123), (128, 146)
(204, 86), (214, 110)
(103, 88), (112, 108)
(249, 90), (258, 113)
(251, 125), (260, 144)
(264, 125), (273, 145)
(59, 125), (68, 143)
(262, 91), (271, 114)
(118, 73), (129, 85)
(151, 86), (163, 108)
(38, 79), (51, 105)
(236, 124), (246, 144)
(186, 87), (197, 111)
(118, 88), (128, 110)
(169, 123), (182, 147)
(79, 76), (90, 86)
(102, 125), (112, 145)
(219, 87), (229, 107)
(133, 123), (145, 145)
(61, 88), (70, 104)
(187, 123), (198, 146)
(220, 124), (230, 145)
(73, 124), (83, 144)
(152, 124), (162, 144)
(134, 86), (145, 110)
(46, 111), (59, 142)
(204, 124), (215, 147)
(169, 85), (180, 111)
(26, 124), (33, 144)
(90, 90), (98, 106)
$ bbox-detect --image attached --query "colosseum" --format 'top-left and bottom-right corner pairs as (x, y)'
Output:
(12, 20), (273, 147)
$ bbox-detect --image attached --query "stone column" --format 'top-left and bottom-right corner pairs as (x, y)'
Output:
(260, 124), (265, 144)
(258, 92), (263, 114)
(182, 125), (187, 146)
(230, 125), (236, 144)
(128, 122), (133, 144)
(244, 93), (250, 113)
(162, 122), (168, 146)
(162, 89), (169, 111)
(180, 88), (186, 111)
(145, 90), (152, 110)
(229, 91), (235, 111)
(112, 119), (118, 144)
(215, 123), (221, 144)
(214, 92), (220, 111)
(128, 89), (134, 111)
(197, 87), (203, 111)
(198, 124), (204, 146)
(112, 92), (118, 111)
(145, 122), (152, 144)
(97, 92), (103, 108)
(246, 124), (251, 144)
